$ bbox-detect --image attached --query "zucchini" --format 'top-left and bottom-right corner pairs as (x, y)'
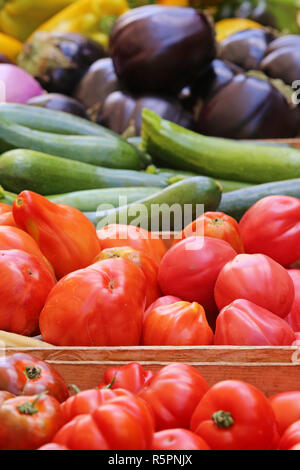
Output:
(86, 176), (222, 230)
(218, 179), (300, 220)
(0, 149), (169, 195)
(0, 115), (143, 170)
(142, 109), (300, 184)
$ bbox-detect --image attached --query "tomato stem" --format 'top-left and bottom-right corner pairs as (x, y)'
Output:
(17, 392), (45, 415)
(24, 366), (42, 380)
(102, 374), (117, 390)
(71, 384), (81, 395)
(212, 410), (234, 428)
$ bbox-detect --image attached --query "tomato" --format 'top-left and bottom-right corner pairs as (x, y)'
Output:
(0, 393), (63, 450)
(214, 299), (295, 346)
(0, 353), (69, 403)
(0, 203), (12, 214)
(144, 295), (182, 319)
(13, 191), (100, 279)
(38, 443), (69, 450)
(94, 246), (161, 308)
(214, 253), (294, 318)
(61, 388), (132, 423)
(239, 195), (300, 267)
(0, 212), (16, 227)
(270, 392), (300, 436)
(139, 363), (209, 431)
(287, 270), (300, 331)
(0, 391), (14, 405)
(290, 443), (300, 450)
(278, 420), (300, 450)
(158, 237), (237, 328)
(142, 301), (214, 346)
(152, 429), (210, 450)
(98, 363), (155, 395)
(39, 258), (146, 346)
(53, 395), (155, 450)
(0, 249), (55, 335)
(174, 211), (244, 253)
(190, 380), (277, 450)
(96, 224), (166, 264)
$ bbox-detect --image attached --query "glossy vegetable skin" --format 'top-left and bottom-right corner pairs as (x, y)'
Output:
(152, 429), (210, 450)
(270, 392), (300, 436)
(28, 93), (89, 119)
(99, 363), (155, 395)
(144, 295), (182, 319)
(278, 420), (300, 450)
(287, 270), (300, 331)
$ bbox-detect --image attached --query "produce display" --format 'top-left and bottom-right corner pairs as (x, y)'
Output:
(0, 0), (300, 452)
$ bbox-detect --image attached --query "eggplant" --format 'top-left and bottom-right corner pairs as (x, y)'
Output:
(98, 90), (194, 136)
(74, 58), (120, 112)
(218, 28), (276, 70)
(18, 32), (105, 95)
(109, 5), (216, 94)
(27, 93), (89, 119)
(197, 73), (299, 139)
(0, 54), (12, 64)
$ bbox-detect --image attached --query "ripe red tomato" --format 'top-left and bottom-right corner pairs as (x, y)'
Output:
(39, 258), (146, 346)
(287, 270), (300, 331)
(214, 299), (295, 346)
(152, 429), (210, 450)
(0, 211), (16, 227)
(239, 195), (300, 267)
(94, 246), (161, 308)
(53, 395), (155, 450)
(38, 443), (69, 450)
(139, 363), (209, 430)
(158, 237), (237, 328)
(97, 224), (166, 264)
(99, 363), (155, 395)
(0, 393), (63, 450)
(214, 253), (294, 318)
(0, 203), (12, 214)
(142, 301), (214, 346)
(13, 190), (101, 279)
(278, 420), (300, 450)
(0, 353), (69, 403)
(0, 249), (55, 335)
(0, 391), (14, 405)
(174, 211), (244, 253)
(144, 295), (182, 319)
(190, 380), (278, 450)
(270, 392), (300, 436)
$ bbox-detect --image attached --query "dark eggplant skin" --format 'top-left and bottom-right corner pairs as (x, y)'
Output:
(265, 35), (300, 54)
(18, 32), (106, 95)
(27, 93), (89, 119)
(74, 58), (120, 111)
(109, 5), (216, 94)
(98, 90), (194, 136)
(218, 28), (276, 70)
(260, 36), (300, 86)
(0, 54), (12, 64)
(197, 74), (299, 139)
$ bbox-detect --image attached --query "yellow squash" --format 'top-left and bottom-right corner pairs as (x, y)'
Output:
(216, 17), (263, 42)
(0, 32), (22, 62)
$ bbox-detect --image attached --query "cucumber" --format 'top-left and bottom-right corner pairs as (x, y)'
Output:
(0, 149), (169, 195)
(0, 186), (15, 205)
(47, 187), (161, 212)
(0, 115), (143, 170)
(142, 109), (300, 184)
(218, 179), (300, 220)
(87, 176), (222, 230)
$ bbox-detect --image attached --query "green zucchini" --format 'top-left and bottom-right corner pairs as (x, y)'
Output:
(142, 109), (300, 184)
(0, 186), (15, 205)
(86, 176), (222, 230)
(0, 149), (169, 195)
(0, 115), (143, 170)
(218, 179), (300, 220)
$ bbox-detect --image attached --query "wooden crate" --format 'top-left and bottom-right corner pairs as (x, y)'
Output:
(2, 346), (300, 397)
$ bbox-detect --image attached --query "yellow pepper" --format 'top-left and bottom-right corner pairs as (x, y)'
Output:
(32, 0), (129, 48)
(215, 18), (263, 42)
(0, 32), (22, 62)
(0, 0), (77, 42)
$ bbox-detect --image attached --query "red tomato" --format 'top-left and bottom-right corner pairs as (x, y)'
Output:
(270, 392), (300, 436)
(214, 253), (294, 318)
(0, 353), (69, 403)
(38, 443), (69, 450)
(96, 224), (166, 264)
(278, 420), (300, 450)
(239, 195), (300, 267)
(139, 363), (209, 430)
(0, 391), (14, 405)
(144, 295), (182, 319)
(190, 380), (277, 450)
(174, 211), (244, 253)
(152, 429), (210, 450)
(142, 301), (214, 346)
(54, 395), (155, 450)
(214, 299), (295, 346)
(0, 212), (16, 227)
(289, 443), (300, 450)
(0, 249), (55, 336)
(99, 363), (155, 395)
(61, 388), (132, 423)
(13, 191), (100, 279)
(94, 246), (161, 308)
(0, 203), (12, 214)
(39, 258), (146, 346)
(287, 270), (300, 331)
(0, 393), (63, 450)
(158, 237), (237, 328)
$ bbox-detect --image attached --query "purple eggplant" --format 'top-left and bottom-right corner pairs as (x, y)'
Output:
(109, 5), (216, 94)
(18, 32), (105, 95)
(27, 93), (89, 119)
(197, 74), (299, 139)
(98, 90), (194, 136)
